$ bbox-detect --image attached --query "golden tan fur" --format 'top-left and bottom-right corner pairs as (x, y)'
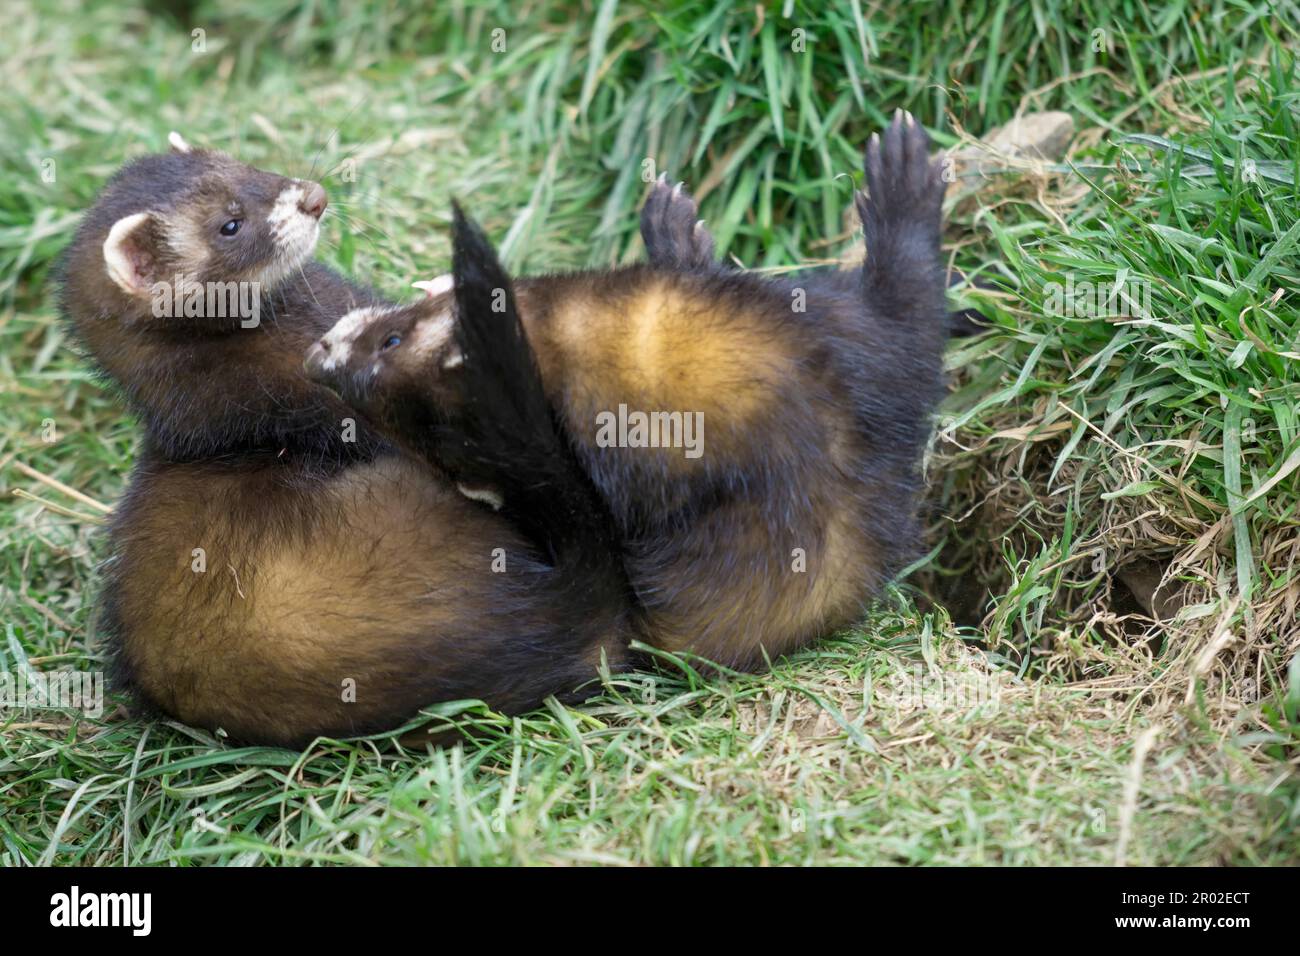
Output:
(320, 264), (889, 672)
(110, 455), (598, 743)
(512, 275), (879, 665)
(518, 278), (797, 476)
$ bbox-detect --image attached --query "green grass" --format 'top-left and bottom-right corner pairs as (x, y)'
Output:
(1, 0), (1298, 865)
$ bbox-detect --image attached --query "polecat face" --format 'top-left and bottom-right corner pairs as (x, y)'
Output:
(92, 135), (328, 322)
(304, 281), (462, 422)
(167, 160), (327, 292)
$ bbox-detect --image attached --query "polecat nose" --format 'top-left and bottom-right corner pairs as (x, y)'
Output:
(299, 182), (328, 220)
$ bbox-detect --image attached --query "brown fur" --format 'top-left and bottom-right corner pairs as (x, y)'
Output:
(517, 272), (880, 663)
(308, 113), (951, 674)
(310, 264), (884, 670)
(61, 145), (635, 747)
(108, 452), (627, 745)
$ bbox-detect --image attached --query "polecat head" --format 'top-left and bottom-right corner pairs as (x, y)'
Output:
(60, 132), (328, 330)
(306, 204), (527, 447)
(303, 275), (462, 423)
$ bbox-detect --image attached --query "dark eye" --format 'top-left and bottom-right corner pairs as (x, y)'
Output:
(220, 219), (242, 236)
(381, 333), (402, 351)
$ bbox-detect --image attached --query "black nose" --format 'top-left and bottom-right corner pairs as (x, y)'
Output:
(299, 182), (328, 220)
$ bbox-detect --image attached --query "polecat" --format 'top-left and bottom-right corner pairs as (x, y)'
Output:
(59, 135), (634, 747)
(307, 111), (950, 672)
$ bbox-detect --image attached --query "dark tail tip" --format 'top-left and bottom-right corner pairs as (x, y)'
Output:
(449, 200), (502, 283)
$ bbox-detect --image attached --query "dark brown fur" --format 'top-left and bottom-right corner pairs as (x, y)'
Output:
(60, 144), (633, 747)
(308, 112), (950, 672)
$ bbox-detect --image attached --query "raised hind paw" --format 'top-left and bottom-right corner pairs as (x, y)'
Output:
(641, 174), (717, 270)
(857, 110), (946, 248)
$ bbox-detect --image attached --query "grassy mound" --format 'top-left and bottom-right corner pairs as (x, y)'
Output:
(933, 41), (1300, 751)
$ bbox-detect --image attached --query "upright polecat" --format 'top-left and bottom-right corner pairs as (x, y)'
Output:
(308, 111), (950, 672)
(60, 135), (634, 747)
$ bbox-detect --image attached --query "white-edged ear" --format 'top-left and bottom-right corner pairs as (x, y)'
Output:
(103, 212), (159, 296)
(412, 274), (454, 298)
(168, 131), (193, 154)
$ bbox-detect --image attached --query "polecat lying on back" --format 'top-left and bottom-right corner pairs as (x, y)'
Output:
(308, 111), (950, 672)
(60, 135), (633, 747)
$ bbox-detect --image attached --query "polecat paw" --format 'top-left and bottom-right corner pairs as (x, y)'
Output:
(858, 110), (945, 241)
(641, 174), (716, 270)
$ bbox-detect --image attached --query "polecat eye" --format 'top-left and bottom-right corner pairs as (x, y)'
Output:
(220, 219), (242, 237)
(381, 333), (402, 351)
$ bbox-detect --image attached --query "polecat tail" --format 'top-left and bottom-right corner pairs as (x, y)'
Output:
(447, 203), (632, 605)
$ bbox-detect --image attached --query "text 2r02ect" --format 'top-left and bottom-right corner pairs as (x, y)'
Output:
(1122, 892), (1252, 907)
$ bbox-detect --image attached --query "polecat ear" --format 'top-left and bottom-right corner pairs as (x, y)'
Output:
(103, 212), (162, 297)
(167, 131), (193, 154)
